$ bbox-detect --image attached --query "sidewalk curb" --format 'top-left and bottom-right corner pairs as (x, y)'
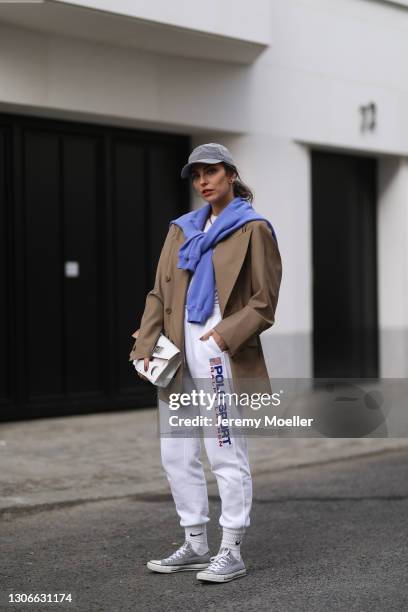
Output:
(2, 442), (407, 518)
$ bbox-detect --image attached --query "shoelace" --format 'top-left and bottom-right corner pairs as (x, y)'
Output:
(163, 541), (190, 563)
(207, 547), (231, 571)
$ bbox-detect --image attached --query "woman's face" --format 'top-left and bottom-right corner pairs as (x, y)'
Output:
(190, 163), (235, 204)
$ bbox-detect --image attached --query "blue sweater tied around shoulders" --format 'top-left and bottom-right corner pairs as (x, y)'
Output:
(169, 196), (277, 325)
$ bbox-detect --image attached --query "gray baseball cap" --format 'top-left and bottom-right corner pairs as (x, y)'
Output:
(180, 142), (236, 178)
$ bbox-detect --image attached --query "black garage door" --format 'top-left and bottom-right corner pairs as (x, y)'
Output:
(0, 113), (190, 421)
(311, 150), (379, 378)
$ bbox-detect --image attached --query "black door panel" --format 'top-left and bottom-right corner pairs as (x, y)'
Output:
(0, 113), (190, 421)
(312, 150), (378, 378)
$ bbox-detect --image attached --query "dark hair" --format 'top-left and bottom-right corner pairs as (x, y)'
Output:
(222, 163), (254, 203)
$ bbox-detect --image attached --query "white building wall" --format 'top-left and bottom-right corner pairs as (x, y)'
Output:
(1, 0), (408, 377)
(378, 157), (408, 377)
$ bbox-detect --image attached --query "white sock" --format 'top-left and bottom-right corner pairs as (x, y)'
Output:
(185, 524), (208, 555)
(220, 527), (245, 560)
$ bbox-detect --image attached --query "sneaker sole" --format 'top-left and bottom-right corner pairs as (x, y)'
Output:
(147, 561), (210, 573)
(196, 568), (247, 583)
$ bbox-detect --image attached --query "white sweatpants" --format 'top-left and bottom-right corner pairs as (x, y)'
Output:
(158, 301), (252, 530)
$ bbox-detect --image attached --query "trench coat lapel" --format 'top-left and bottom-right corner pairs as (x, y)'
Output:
(212, 229), (252, 317)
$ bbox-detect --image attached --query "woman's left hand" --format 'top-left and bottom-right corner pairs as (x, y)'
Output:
(200, 329), (228, 351)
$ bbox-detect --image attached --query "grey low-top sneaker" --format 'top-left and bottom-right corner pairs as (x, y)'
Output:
(196, 547), (246, 583)
(147, 541), (211, 573)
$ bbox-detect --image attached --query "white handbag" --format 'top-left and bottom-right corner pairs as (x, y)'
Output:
(133, 333), (182, 388)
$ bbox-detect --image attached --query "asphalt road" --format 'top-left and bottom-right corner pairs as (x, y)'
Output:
(1, 449), (408, 612)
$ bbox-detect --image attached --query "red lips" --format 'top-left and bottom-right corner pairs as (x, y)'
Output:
(202, 189), (213, 196)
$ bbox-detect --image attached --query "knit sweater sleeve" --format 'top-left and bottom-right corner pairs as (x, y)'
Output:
(188, 215), (219, 305)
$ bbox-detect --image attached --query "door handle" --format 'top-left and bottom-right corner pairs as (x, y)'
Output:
(64, 261), (80, 278)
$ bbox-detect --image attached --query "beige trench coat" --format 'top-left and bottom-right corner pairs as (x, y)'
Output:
(129, 218), (282, 403)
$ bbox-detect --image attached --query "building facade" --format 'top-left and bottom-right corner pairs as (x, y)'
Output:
(1, 0), (407, 420)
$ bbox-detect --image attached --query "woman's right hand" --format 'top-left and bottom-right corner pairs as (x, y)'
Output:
(133, 329), (152, 382)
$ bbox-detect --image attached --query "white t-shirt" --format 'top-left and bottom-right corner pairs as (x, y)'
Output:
(187, 213), (219, 305)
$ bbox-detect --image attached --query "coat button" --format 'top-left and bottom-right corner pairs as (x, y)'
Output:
(165, 275), (171, 282)
(165, 307), (172, 314)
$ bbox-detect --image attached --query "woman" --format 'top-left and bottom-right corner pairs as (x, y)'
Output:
(130, 142), (282, 583)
